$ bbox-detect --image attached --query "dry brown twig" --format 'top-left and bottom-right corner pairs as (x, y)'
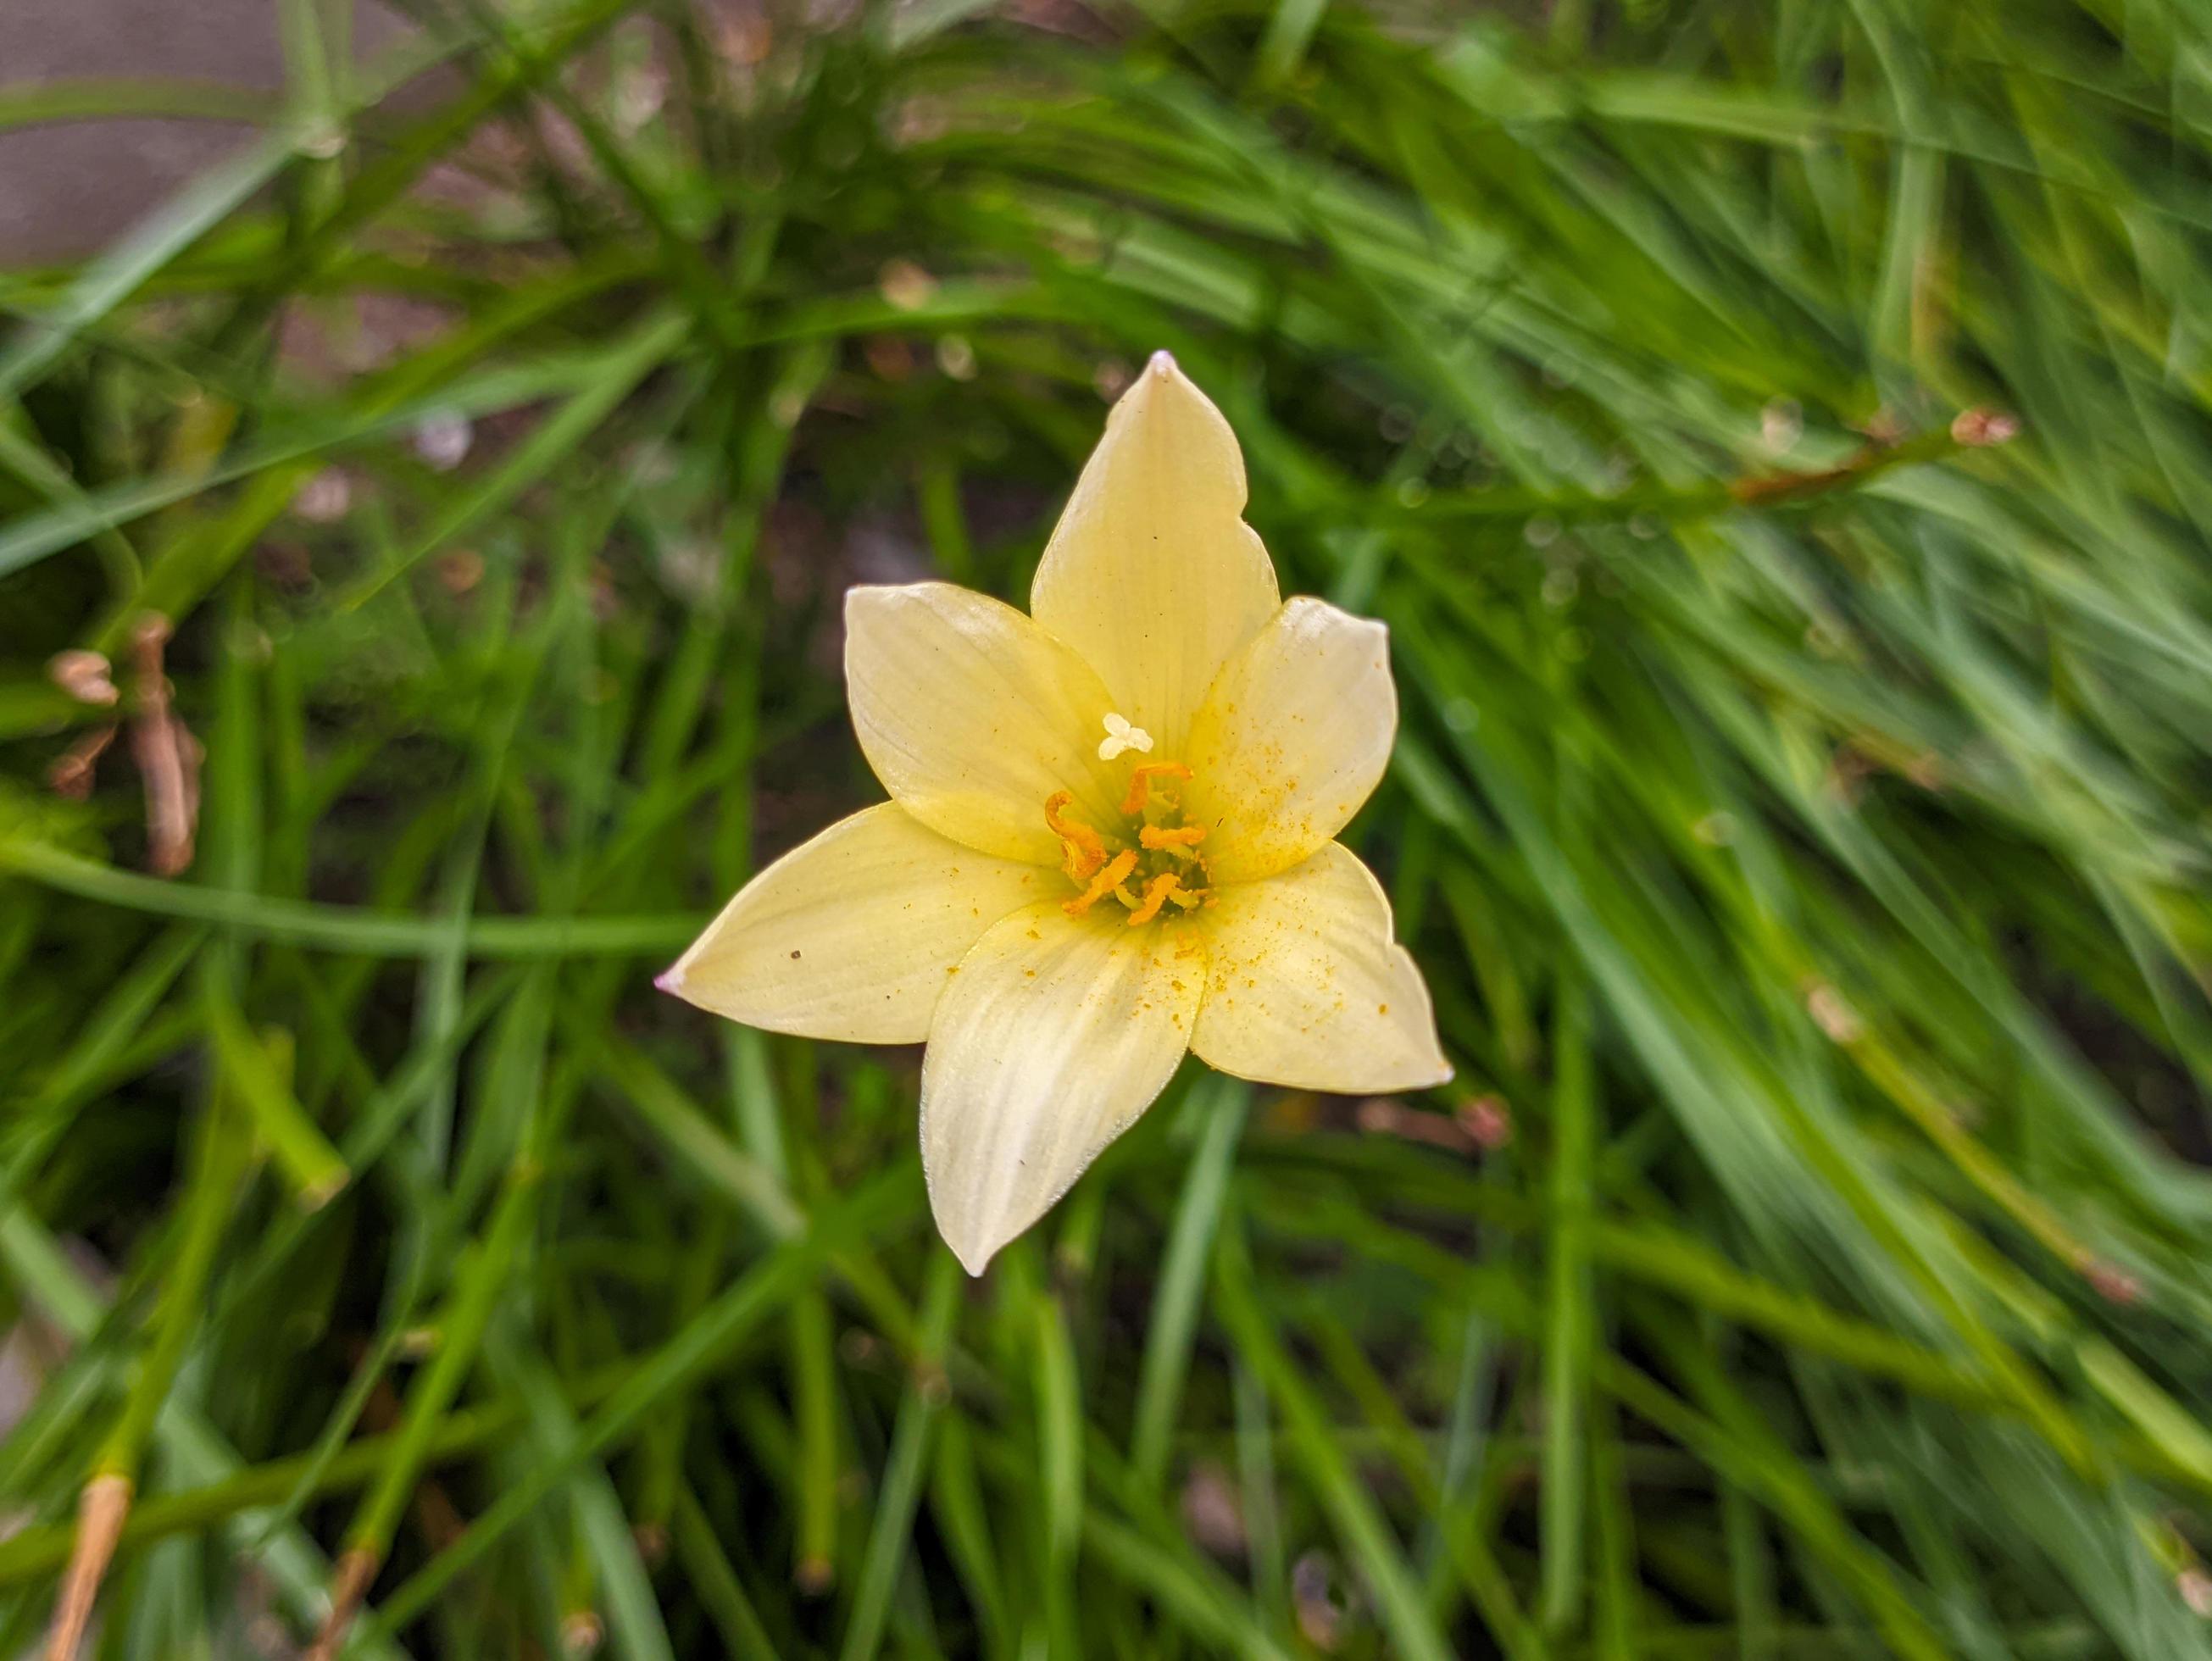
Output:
(42, 1474), (131, 1661)
(125, 616), (200, 877)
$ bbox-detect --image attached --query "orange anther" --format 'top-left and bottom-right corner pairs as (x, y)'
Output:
(1064, 848), (1138, 918)
(1138, 824), (1206, 852)
(1120, 762), (1192, 817)
(1043, 790), (1105, 881)
(1125, 872), (1181, 925)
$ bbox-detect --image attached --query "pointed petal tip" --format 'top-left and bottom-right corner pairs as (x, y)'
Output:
(1386, 1053), (1454, 1092)
(927, 1165), (1004, 1276)
(653, 966), (684, 995)
(1147, 347), (1178, 377)
(840, 581), (879, 623)
(953, 1241), (994, 1277)
(936, 1216), (1002, 1276)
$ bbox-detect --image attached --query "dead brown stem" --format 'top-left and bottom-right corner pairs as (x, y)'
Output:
(43, 1472), (132, 1661)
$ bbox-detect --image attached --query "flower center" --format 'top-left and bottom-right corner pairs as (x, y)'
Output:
(1044, 761), (1212, 927)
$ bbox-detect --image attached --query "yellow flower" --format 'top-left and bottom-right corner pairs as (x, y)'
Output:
(659, 352), (1450, 1272)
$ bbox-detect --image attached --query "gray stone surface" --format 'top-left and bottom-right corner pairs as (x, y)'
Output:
(0, 0), (413, 263)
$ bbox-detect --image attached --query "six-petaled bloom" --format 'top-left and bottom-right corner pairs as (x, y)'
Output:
(659, 351), (1450, 1273)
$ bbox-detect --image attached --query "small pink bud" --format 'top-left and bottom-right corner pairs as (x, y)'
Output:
(292, 467), (352, 523)
(1458, 1094), (1513, 1151)
(2178, 1567), (2212, 1616)
(48, 649), (119, 707)
(2087, 1261), (2143, 1306)
(878, 258), (936, 313)
(1950, 408), (2020, 447)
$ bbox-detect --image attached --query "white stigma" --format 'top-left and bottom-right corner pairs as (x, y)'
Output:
(1098, 712), (1153, 761)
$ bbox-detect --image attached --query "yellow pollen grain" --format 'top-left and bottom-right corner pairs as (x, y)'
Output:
(1064, 848), (1139, 917)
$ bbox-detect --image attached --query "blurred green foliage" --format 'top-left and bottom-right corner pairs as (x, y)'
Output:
(3, 0), (2212, 1655)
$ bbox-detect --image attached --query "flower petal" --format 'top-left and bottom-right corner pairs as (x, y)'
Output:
(1181, 597), (1397, 883)
(1029, 352), (1280, 756)
(846, 582), (1124, 863)
(659, 803), (1053, 1043)
(1192, 842), (1450, 1093)
(922, 903), (1205, 1274)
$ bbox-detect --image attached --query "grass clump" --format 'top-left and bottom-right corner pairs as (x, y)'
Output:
(3, 0), (2211, 1656)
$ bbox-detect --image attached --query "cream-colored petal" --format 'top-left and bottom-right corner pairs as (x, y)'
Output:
(921, 903), (1205, 1274)
(659, 803), (1053, 1043)
(846, 583), (1124, 864)
(1029, 352), (1280, 757)
(1182, 597), (1397, 884)
(1192, 842), (1450, 1094)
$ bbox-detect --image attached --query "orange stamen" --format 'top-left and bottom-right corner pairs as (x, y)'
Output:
(1138, 824), (1206, 853)
(1125, 872), (1181, 925)
(1043, 791), (1105, 881)
(1120, 762), (1193, 817)
(1064, 848), (1139, 917)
